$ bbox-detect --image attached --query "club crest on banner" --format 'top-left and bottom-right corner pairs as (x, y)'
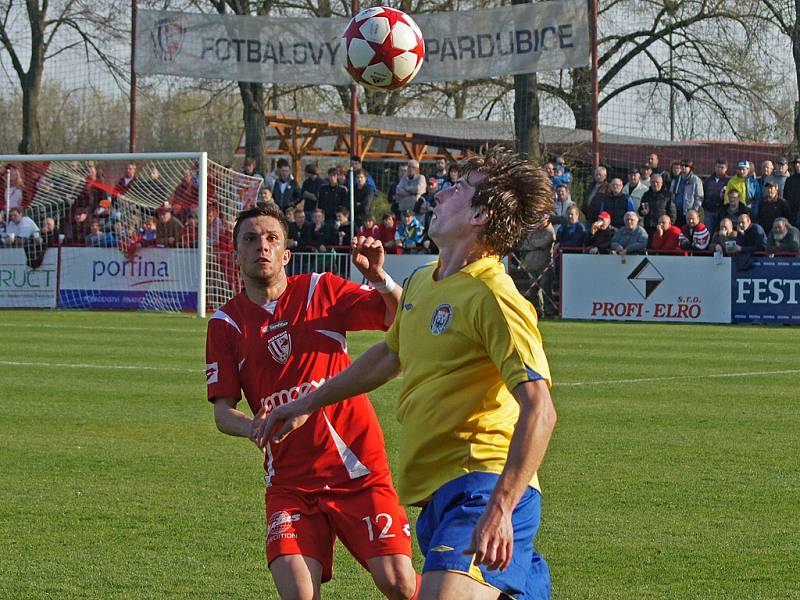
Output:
(267, 331), (292, 364)
(430, 303), (453, 335)
(151, 17), (186, 62)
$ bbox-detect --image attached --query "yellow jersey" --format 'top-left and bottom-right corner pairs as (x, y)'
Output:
(385, 256), (552, 506)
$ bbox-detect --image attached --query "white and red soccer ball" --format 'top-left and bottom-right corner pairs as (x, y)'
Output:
(342, 7), (425, 91)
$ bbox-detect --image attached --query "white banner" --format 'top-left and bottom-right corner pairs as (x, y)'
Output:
(0, 248), (57, 308)
(561, 254), (732, 323)
(59, 248), (199, 310)
(135, 2), (588, 85)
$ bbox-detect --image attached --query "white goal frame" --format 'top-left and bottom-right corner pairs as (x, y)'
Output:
(1, 152), (209, 317)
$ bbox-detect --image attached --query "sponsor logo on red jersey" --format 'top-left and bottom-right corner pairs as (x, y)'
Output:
(260, 378), (327, 411)
(266, 320), (290, 332)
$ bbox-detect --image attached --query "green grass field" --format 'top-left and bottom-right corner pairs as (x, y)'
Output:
(1, 311), (798, 599)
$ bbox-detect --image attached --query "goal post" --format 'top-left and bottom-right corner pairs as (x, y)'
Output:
(0, 152), (262, 317)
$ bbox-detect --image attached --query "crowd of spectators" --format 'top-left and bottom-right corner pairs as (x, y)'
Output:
(539, 154), (800, 260)
(239, 155), (456, 255)
(4, 153), (800, 269)
(515, 153), (800, 316)
(0, 161), (214, 252)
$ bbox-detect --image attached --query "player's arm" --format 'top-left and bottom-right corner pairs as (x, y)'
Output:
(466, 380), (556, 571)
(212, 397), (263, 447)
(255, 341), (400, 448)
(350, 235), (402, 325)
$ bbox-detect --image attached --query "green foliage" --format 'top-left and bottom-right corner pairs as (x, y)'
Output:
(1, 311), (799, 598)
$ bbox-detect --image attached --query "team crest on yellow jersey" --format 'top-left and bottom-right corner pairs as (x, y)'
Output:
(430, 304), (453, 335)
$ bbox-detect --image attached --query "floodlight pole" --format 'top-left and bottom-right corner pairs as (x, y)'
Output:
(130, 0), (138, 153)
(590, 0), (599, 169)
(348, 0), (360, 246)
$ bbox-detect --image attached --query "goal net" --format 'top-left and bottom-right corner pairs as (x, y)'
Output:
(1, 153), (263, 316)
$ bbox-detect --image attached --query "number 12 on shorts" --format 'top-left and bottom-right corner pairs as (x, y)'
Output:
(362, 513), (396, 541)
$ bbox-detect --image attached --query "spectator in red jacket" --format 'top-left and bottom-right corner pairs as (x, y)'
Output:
(357, 214), (380, 239)
(170, 169), (197, 219)
(375, 212), (396, 249)
(649, 214), (682, 253)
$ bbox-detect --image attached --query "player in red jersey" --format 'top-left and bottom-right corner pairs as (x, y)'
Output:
(206, 204), (418, 600)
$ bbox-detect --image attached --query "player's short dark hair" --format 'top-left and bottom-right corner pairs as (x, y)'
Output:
(276, 158), (289, 169)
(233, 204), (289, 251)
(327, 167), (339, 176)
(459, 145), (553, 256)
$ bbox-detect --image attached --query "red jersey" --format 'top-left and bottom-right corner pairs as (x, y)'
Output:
(206, 272), (391, 492)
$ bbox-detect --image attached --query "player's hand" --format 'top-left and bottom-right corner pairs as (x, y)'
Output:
(464, 502), (514, 572)
(249, 406), (268, 447)
(256, 398), (313, 447)
(351, 235), (386, 282)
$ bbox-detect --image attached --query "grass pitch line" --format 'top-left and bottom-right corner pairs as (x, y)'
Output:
(0, 360), (196, 373)
(554, 369), (800, 387)
(5, 359), (800, 384)
(0, 322), (201, 334)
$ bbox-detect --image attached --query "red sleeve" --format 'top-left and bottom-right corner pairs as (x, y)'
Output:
(205, 318), (243, 403)
(325, 274), (388, 332)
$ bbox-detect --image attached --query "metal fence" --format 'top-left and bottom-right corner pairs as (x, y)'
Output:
(286, 251), (351, 280)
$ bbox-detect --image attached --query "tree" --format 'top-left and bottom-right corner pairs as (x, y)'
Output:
(0, 0), (121, 154)
(512, 0), (540, 161)
(199, 0), (271, 173)
(538, 0), (766, 139)
(755, 0), (800, 148)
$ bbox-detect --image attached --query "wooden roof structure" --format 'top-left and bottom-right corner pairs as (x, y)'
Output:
(236, 111), (787, 180)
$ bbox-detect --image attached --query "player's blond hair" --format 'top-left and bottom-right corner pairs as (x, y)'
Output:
(460, 146), (553, 256)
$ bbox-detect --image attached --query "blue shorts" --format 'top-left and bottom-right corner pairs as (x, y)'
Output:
(416, 472), (550, 600)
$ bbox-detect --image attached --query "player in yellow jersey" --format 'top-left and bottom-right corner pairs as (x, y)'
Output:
(257, 146), (557, 600)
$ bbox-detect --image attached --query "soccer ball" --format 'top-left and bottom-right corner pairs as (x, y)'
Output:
(342, 7), (425, 91)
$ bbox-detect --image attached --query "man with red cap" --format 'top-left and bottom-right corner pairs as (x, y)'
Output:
(587, 211), (616, 254)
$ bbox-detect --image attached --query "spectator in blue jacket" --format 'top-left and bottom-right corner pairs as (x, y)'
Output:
(610, 211), (649, 256)
(674, 159), (704, 226)
(702, 159), (729, 234)
(601, 178), (636, 228)
(555, 205), (587, 249)
(554, 156), (572, 186)
(545, 158), (572, 191)
(733, 213), (767, 253)
(350, 155), (377, 193)
(395, 209), (424, 253)
(730, 212), (767, 270)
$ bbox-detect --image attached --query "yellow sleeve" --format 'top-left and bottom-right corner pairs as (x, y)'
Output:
(474, 284), (552, 391)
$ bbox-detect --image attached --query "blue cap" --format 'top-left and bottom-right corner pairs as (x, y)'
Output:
(737, 160), (748, 168)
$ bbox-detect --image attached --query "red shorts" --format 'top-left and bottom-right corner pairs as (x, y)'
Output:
(265, 471), (412, 582)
